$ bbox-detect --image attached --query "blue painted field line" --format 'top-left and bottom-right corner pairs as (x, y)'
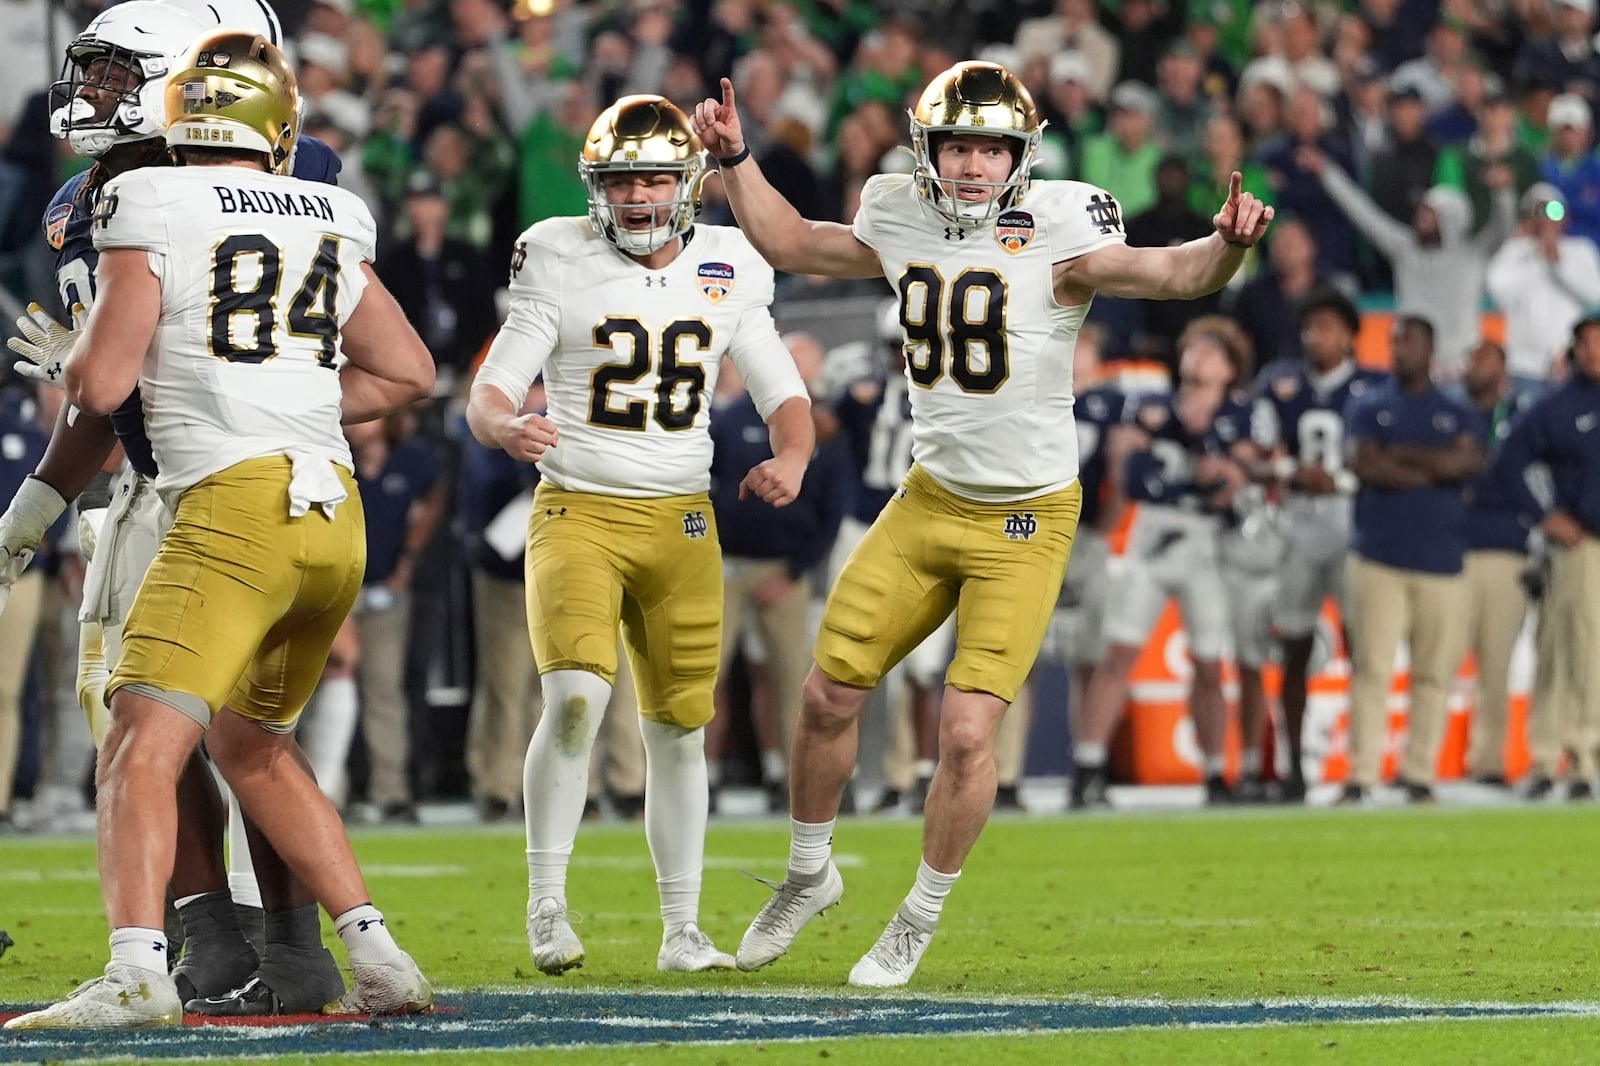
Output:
(3, 989), (1595, 1062)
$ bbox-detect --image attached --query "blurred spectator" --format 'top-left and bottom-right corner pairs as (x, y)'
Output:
(378, 172), (500, 378)
(0, 385), (48, 831)
(1257, 86), (1360, 281)
(706, 334), (853, 806)
(349, 411), (446, 823)
(1537, 93), (1600, 250)
(1078, 81), (1163, 218)
(1485, 183), (1600, 393)
(1360, 0), (1433, 73)
(1337, 58), (1390, 178)
(1153, 40), (1214, 156)
(1423, 66), (1494, 146)
(1109, 0), (1186, 88)
(1237, 76), (1287, 145)
(517, 80), (597, 227)
(1389, 17), (1474, 114)
(423, 119), (514, 250)
(1240, 2), (1339, 100)
(1012, 0), (1117, 100)
(1369, 84), (1439, 227)
(298, 34), (372, 141)
(1492, 317), (1600, 799)
(1303, 148), (1516, 378)
(1341, 316), (1484, 805)
(1187, 113), (1270, 219)
(677, 0), (758, 96)
(825, 17), (920, 138)
(486, 2), (580, 134)
(1187, 0), (1251, 73)
(1448, 340), (1537, 788)
(0, 0), (73, 145)
(1515, 0), (1600, 96)
(1434, 86), (1541, 237)
(303, 114), (380, 210)
(1126, 156), (1219, 360)
(1226, 215), (1328, 368)
(1036, 52), (1104, 177)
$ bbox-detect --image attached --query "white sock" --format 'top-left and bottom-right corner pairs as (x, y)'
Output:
(109, 926), (169, 974)
(298, 676), (359, 806)
(225, 791), (263, 909)
(913, 758), (936, 780)
(706, 759), (725, 788)
(1074, 742), (1107, 767)
(1240, 749), (1262, 778)
(523, 669), (610, 909)
(640, 718), (707, 935)
(902, 859), (960, 927)
(333, 904), (404, 965)
(788, 818), (834, 875)
(761, 748), (788, 786)
(1204, 754), (1226, 777)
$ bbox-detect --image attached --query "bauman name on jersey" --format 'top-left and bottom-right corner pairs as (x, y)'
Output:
(214, 186), (337, 222)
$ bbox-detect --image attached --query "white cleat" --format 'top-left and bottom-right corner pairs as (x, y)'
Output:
(847, 907), (936, 988)
(527, 897), (585, 975)
(321, 951), (433, 1016)
(3, 963), (181, 1030)
(736, 861), (844, 971)
(657, 923), (737, 973)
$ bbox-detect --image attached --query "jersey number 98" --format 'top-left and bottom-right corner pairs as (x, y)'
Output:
(897, 265), (1009, 393)
(209, 233), (342, 366)
(589, 317), (710, 431)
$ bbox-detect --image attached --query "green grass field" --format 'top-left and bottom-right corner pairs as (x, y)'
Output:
(3, 803), (1599, 1063)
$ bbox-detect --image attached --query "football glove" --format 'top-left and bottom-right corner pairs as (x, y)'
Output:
(7, 302), (85, 388)
(0, 476), (68, 615)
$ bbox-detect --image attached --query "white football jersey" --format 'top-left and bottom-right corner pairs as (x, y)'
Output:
(476, 219), (807, 497)
(93, 165), (375, 496)
(852, 174), (1126, 502)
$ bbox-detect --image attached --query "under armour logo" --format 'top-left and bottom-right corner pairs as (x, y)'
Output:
(118, 982), (153, 1006)
(1085, 193), (1123, 235)
(644, 275), (668, 287)
(356, 917), (385, 932)
(682, 510), (708, 539)
(545, 507), (567, 519)
(943, 227), (967, 241)
(1003, 512), (1038, 541)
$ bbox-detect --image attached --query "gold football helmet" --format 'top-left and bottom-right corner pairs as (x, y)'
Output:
(579, 95), (708, 254)
(164, 31), (298, 174)
(910, 61), (1043, 228)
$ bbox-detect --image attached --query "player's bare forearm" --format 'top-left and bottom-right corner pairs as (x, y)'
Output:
(1351, 441), (1432, 490)
(718, 162), (881, 278)
(1058, 235), (1247, 302)
(65, 249), (159, 416)
(465, 384), (515, 449)
(340, 264), (436, 414)
(766, 395), (815, 466)
(340, 364), (423, 424)
(32, 401), (119, 501)
(1389, 438), (1485, 485)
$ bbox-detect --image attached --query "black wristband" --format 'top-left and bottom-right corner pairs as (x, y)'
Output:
(717, 145), (751, 168)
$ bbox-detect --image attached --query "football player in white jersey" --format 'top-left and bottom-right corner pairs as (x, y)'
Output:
(6, 32), (434, 1029)
(466, 95), (812, 976)
(0, 0), (351, 1018)
(694, 61), (1272, 986)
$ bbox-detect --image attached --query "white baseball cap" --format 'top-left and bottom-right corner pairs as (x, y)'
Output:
(1549, 92), (1593, 130)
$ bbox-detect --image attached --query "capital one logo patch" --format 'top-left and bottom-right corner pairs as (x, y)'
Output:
(697, 262), (734, 302)
(995, 210), (1035, 254)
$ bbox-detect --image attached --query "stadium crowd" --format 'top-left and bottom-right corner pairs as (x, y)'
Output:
(0, 0), (1597, 834)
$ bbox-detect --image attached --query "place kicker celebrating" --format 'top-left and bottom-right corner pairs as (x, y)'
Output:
(693, 61), (1272, 987)
(466, 94), (813, 976)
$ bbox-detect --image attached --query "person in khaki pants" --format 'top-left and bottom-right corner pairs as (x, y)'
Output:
(1491, 318), (1600, 799)
(0, 386), (52, 831)
(1449, 341), (1537, 786)
(1341, 316), (1485, 805)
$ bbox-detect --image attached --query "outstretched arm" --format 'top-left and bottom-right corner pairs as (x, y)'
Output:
(1058, 173), (1273, 301)
(692, 78), (883, 279)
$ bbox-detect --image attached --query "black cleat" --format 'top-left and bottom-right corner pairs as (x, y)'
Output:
(1526, 776), (1556, 801)
(872, 788), (903, 814)
(993, 784), (1027, 812)
(910, 776), (932, 815)
(1334, 783), (1368, 807)
(1234, 775), (1269, 804)
(187, 944), (347, 1016)
(1473, 773), (1510, 789)
(1204, 775), (1236, 806)
(1569, 780), (1594, 801)
(1398, 778), (1437, 805)
(1069, 764), (1109, 810)
(1276, 773), (1308, 804)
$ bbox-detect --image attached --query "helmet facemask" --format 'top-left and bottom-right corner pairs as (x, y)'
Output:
(579, 95), (708, 255)
(49, 3), (203, 158)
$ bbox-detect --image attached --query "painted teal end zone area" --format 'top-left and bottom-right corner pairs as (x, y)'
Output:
(2, 990), (1595, 1062)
